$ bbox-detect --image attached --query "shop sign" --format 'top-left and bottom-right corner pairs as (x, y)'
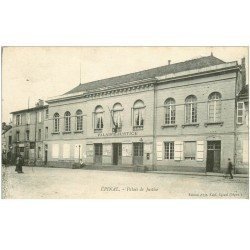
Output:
(97, 131), (138, 137)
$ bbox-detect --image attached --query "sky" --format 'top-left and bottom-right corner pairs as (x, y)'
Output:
(1, 46), (248, 123)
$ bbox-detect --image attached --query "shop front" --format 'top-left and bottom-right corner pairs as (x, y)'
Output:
(86, 132), (153, 168)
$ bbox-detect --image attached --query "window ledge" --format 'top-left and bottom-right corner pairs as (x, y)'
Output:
(94, 129), (103, 133)
(182, 123), (199, 128)
(62, 131), (72, 134)
(204, 121), (224, 127)
(161, 124), (177, 128)
(51, 132), (60, 135)
(133, 126), (144, 131)
(74, 130), (84, 134)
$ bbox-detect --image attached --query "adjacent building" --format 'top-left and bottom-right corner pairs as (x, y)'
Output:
(10, 100), (48, 165)
(45, 55), (248, 173)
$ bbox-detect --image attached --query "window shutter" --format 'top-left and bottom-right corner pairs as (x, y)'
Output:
(196, 141), (204, 161)
(63, 144), (70, 159)
(174, 141), (183, 161)
(243, 140), (248, 163)
(156, 141), (163, 161)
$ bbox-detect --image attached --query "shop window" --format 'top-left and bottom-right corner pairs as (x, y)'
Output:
(53, 113), (60, 132)
(94, 105), (104, 131)
(133, 100), (145, 130)
(76, 109), (83, 131)
(184, 141), (196, 160)
(164, 142), (174, 159)
(164, 98), (176, 124)
(208, 92), (222, 122)
(64, 111), (71, 132)
(185, 95), (197, 123)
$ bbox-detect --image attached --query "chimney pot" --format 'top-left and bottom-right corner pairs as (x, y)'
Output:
(168, 60), (171, 65)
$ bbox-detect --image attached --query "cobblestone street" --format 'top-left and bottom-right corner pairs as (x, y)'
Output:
(2, 166), (249, 199)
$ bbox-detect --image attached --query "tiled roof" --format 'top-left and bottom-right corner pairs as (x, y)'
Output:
(65, 55), (225, 94)
(11, 105), (49, 114)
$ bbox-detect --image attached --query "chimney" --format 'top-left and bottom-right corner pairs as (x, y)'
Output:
(36, 99), (44, 107)
(168, 60), (171, 65)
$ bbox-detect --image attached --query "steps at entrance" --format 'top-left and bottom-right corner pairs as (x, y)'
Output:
(82, 165), (141, 172)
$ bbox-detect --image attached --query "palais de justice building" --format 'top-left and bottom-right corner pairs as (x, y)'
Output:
(42, 55), (248, 173)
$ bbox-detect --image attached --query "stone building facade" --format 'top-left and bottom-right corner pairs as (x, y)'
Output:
(45, 55), (248, 173)
(10, 100), (48, 165)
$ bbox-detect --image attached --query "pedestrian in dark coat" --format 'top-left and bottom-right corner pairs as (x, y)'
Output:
(16, 155), (24, 173)
(227, 158), (233, 179)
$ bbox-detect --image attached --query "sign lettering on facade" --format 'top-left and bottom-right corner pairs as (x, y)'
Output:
(97, 131), (138, 137)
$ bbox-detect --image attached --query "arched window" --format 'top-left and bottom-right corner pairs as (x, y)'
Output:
(133, 100), (145, 129)
(94, 105), (104, 130)
(112, 103), (123, 129)
(76, 109), (83, 131)
(208, 92), (222, 122)
(53, 113), (60, 132)
(64, 111), (71, 132)
(185, 95), (197, 123)
(164, 98), (176, 124)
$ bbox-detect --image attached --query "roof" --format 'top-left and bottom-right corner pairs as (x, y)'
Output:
(238, 84), (249, 99)
(11, 104), (49, 114)
(65, 55), (225, 95)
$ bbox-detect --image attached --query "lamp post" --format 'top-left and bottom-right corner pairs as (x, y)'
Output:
(78, 145), (81, 163)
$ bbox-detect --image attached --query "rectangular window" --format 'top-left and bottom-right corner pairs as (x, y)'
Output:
(26, 113), (30, 124)
(95, 113), (103, 129)
(165, 106), (175, 124)
(16, 131), (20, 142)
(16, 115), (21, 126)
(38, 129), (41, 141)
(184, 141), (196, 160)
(45, 127), (48, 139)
(26, 130), (30, 141)
(38, 111), (42, 123)
(164, 142), (174, 159)
(185, 103), (197, 123)
(38, 147), (41, 158)
(45, 109), (49, 119)
(237, 102), (244, 124)
(76, 116), (83, 131)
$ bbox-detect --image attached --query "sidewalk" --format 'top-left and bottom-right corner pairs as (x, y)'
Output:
(148, 170), (249, 178)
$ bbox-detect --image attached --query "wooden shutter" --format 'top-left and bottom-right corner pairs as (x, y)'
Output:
(157, 141), (163, 161)
(174, 141), (183, 161)
(196, 141), (204, 161)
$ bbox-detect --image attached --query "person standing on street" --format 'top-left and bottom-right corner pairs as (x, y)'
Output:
(15, 154), (24, 173)
(227, 158), (233, 179)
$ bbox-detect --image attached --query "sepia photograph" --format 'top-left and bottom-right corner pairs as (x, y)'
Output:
(1, 46), (249, 199)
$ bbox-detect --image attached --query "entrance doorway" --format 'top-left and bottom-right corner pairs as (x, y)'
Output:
(133, 142), (144, 165)
(94, 143), (103, 165)
(206, 141), (221, 172)
(113, 143), (122, 165)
